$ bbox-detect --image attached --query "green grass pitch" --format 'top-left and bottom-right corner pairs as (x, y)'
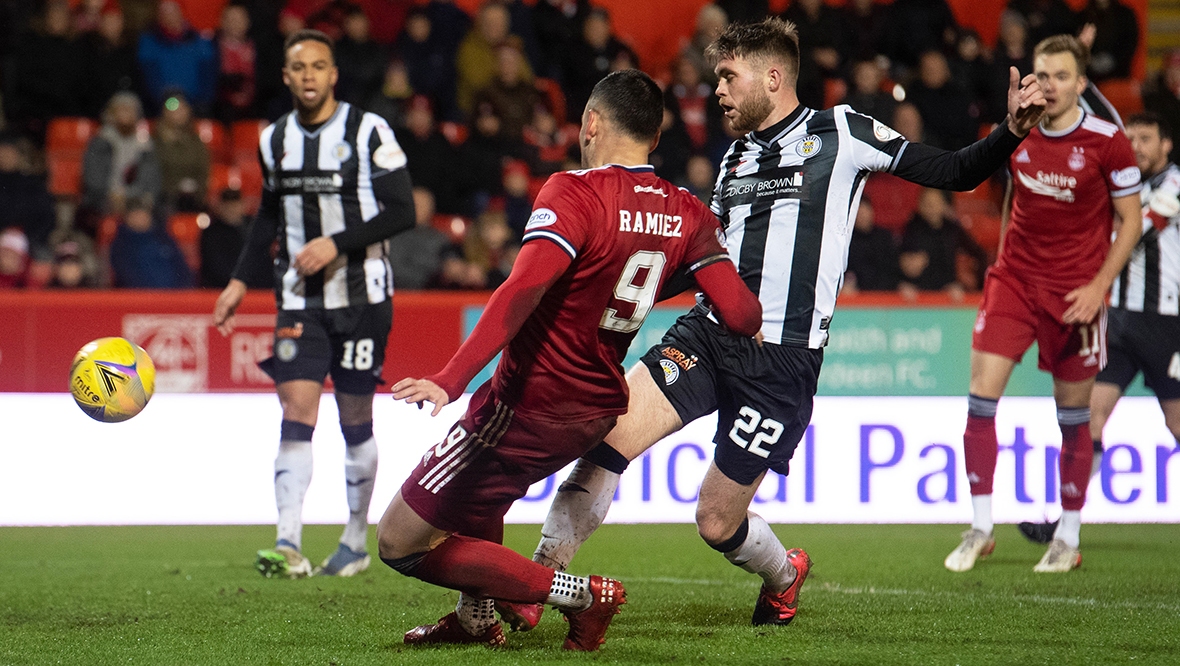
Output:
(2, 523), (1178, 665)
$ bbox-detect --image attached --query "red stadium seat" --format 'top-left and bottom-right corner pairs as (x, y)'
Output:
(47, 156), (83, 197)
(46, 117), (98, 160)
(169, 212), (209, 272)
(824, 78), (848, 108)
(1097, 78), (1143, 117)
(194, 119), (228, 163)
(862, 173), (920, 233)
(432, 214), (470, 244)
(534, 77), (568, 125)
(96, 215), (119, 248)
(959, 212), (1002, 257)
(439, 121), (468, 147)
(231, 119), (269, 165)
(209, 162), (263, 213)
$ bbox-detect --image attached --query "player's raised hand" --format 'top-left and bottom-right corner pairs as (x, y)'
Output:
(392, 377), (450, 416)
(213, 279), (247, 336)
(293, 236), (339, 276)
(1063, 282), (1106, 324)
(1006, 67), (1046, 136)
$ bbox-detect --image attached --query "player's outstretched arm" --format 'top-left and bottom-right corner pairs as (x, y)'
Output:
(413, 240), (573, 405)
(693, 260), (762, 337)
(892, 68), (1044, 192)
(1064, 193), (1143, 323)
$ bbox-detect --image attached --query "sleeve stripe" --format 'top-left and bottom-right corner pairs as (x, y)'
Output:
(522, 230), (577, 259)
(1112, 184), (1143, 198)
(688, 253), (731, 273)
(889, 141), (909, 172)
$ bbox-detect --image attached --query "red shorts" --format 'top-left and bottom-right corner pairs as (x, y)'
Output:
(972, 267), (1107, 382)
(401, 382), (617, 543)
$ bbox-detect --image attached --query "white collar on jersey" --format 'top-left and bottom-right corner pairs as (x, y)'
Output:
(1038, 106), (1085, 138)
(292, 101), (350, 139)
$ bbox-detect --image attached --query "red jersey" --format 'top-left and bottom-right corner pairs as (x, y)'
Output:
(492, 164), (727, 420)
(997, 111), (1141, 291)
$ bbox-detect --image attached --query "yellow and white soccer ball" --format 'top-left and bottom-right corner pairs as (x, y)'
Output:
(69, 337), (156, 423)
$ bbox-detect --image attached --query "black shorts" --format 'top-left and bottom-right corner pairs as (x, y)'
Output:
(1096, 308), (1180, 400)
(640, 307), (823, 485)
(260, 300), (392, 395)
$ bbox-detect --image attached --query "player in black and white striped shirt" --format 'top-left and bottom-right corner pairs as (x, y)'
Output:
(509, 17), (1046, 631)
(1020, 111), (1180, 545)
(212, 30), (414, 580)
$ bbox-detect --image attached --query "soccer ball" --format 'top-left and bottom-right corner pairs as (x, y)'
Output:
(69, 337), (156, 423)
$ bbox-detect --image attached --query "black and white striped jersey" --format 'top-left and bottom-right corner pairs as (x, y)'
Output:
(711, 104), (907, 347)
(260, 101), (407, 310)
(1113, 163), (1180, 315)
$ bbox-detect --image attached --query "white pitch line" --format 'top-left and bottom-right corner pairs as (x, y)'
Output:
(628, 577), (1180, 613)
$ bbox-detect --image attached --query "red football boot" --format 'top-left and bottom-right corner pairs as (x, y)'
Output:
(751, 548), (812, 626)
(403, 612), (506, 647)
(561, 576), (626, 651)
(495, 600), (544, 631)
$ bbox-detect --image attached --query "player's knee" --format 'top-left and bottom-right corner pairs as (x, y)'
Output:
(376, 521), (403, 560)
(695, 506), (738, 546)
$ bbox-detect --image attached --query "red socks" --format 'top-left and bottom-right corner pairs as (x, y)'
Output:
(963, 407), (998, 496)
(412, 534), (555, 603)
(1058, 421), (1094, 511)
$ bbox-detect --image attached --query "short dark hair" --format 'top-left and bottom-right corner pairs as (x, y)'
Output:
(1033, 34), (1089, 74)
(284, 29), (335, 64)
(1127, 111), (1173, 141)
(705, 17), (800, 85)
(586, 69), (663, 143)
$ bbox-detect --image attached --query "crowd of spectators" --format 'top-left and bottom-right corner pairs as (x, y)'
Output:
(0, 0), (1157, 294)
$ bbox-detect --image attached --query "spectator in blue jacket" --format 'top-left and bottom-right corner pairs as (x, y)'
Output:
(109, 197), (192, 289)
(137, 1), (216, 115)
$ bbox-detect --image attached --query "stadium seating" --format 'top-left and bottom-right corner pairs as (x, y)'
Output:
(534, 77), (568, 125)
(439, 121), (469, 147)
(169, 212), (209, 272)
(194, 119), (229, 164)
(433, 214), (471, 244)
(1097, 78), (1144, 117)
(46, 117), (98, 160)
(47, 156), (84, 198)
(231, 119), (269, 166)
(45, 117), (98, 197)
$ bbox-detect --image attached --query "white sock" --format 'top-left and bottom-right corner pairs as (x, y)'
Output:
(341, 436), (378, 553)
(971, 494), (993, 534)
(1054, 510), (1082, 548)
(723, 513), (794, 594)
(535, 459), (620, 571)
(546, 571), (592, 611)
(455, 593), (497, 635)
(275, 438), (313, 550)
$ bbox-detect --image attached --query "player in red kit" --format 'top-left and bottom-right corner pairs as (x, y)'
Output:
(946, 35), (1143, 574)
(375, 70), (762, 651)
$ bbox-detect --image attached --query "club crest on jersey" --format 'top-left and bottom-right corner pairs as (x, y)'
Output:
(1068, 148), (1085, 171)
(873, 121), (901, 142)
(332, 142), (352, 162)
(526, 207), (557, 230)
(795, 134), (822, 158)
(275, 338), (298, 362)
(658, 359), (680, 385)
